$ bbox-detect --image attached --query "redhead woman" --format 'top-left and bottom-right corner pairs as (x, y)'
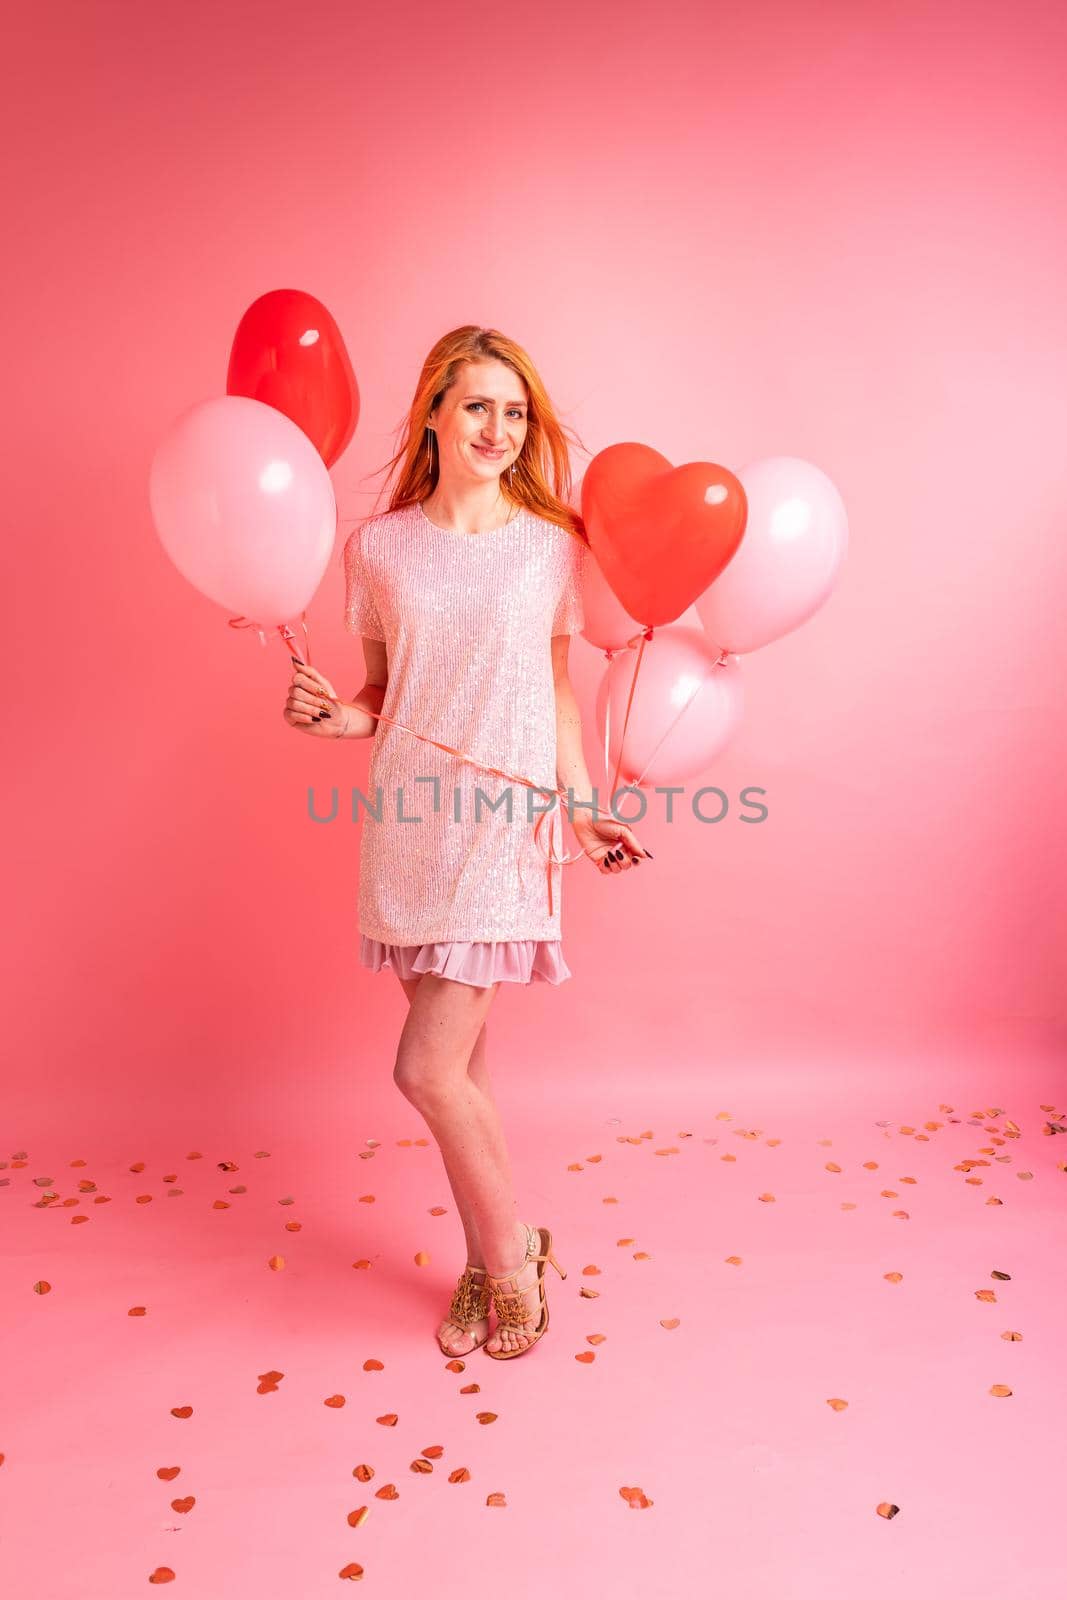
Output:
(283, 326), (651, 1359)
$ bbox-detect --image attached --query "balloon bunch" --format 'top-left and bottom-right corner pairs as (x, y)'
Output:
(147, 289), (359, 665)
(580, 444), (848, 793)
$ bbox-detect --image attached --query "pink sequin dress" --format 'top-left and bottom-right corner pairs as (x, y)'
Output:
(343, 500), (588, 989)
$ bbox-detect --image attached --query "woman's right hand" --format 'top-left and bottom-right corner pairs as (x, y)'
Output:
(283, 658), (350, 737)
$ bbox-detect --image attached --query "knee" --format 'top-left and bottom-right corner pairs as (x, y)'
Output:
(393, 1048), (443, 1104)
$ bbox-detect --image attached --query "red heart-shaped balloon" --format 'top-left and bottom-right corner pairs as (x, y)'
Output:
(581, 443), (747, 627)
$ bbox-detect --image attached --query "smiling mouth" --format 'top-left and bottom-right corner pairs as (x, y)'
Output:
(474, 445), (505, 458)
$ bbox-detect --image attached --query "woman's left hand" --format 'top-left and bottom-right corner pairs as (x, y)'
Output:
(570, 813), (653, 874)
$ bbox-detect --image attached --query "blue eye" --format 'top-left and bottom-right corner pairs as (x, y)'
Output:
(468, 403), (524, 418)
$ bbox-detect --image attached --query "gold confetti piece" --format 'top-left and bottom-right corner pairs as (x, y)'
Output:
(325, 1396), (347, 1409)
(414, 1138), (430, 1147)
(461, 1380), (480, 1394)
(1017, 1172), (1034, 1181)
(989, 1384), (1013, 1397)
(363, 1359), (384, 1372)
(347, 1507), (370, 1528)
(840, 1203), (858, 1211)
(827, 1398), (848, 1412)
(130, 1162), (146, 1173)
(876, 1503), (900, 1520)
(375, 1413), (398, 1425)
(991, 1270), (1011, 1281)
(567, 1163), (584, 1171)
(414, 1251), (430, 1267)
(633, 1252), (650, 1261)
(758, 1193), (776, 1203)
(616, 1238), (635, 1247)
(358, 1151), (375, 1161)
(148, 1567), (176, 1583)
(444, 1359), (465, 1374)
(475, 1412), (498, 1425)
(582, 1265), (602, 1276)
(410, 1458), (433, 1473)
(421, 1445), (444, 1459)
(353, 1260), (372, 1270)
(579, 1287), (600, 1299)
(1001, 1330), (1023, 1341)
(575, 1352), (595, 1363)
(396, 1139), (412, 1147)
(428, 1206), (447, 1215)
(156, 1467), (180, 1481)
(721, 1154), (737, 1163)
(602, 1196), (619, 1204)
(725, 1256), (742, 1266)
(884, 1272), (903, 1284)
(587, 1154), (603, 1163)
(283, 1221), (301, 1232)
(975, 1290), (997, 1303)
(766, 1138), (782, 1148)
(891, 1210), (910, 1220)
(587, 1334), (607, 1345)
(71, 1216), (88, 1226)
(353, 1465), (374, 1482)
(619, 1485), (653, 1509)
(986, 1197), (1003, 1206)
(170, 1407), (193, 1419)
(358, 1195), (375, 1204)
(486, 1492), (507, 1507)
(267, 1255), (285, 1271)
(171, 1496), (195, 1514)
(32, 1176), (54, 1187)
(449, 1467), (471, 1483)
(129, 1307), (147, 1317)
(863, 1161), (879, 1170)
(654, 1148), (680, 1156)
(659, 1319), (680, 1330)
(825, 1163), (842, 1174)
(33, 1281), (51, 1295)
(338, 1561), (364, 1579)
(375, 1484), (399, 1500)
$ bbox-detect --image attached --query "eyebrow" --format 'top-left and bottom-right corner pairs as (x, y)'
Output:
(465, 394), (528, 408)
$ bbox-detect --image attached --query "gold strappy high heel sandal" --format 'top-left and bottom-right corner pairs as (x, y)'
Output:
(484, 1223), (567, 1360)
(437, 1262), (492, 1355)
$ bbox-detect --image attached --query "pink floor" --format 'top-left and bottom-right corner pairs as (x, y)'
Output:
(3, 1057), (1064, 1599)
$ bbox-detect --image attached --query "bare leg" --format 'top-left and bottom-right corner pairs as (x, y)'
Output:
(391, 972), (537, 1354)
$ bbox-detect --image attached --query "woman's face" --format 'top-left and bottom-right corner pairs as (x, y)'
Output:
(428, 359), (529, 487)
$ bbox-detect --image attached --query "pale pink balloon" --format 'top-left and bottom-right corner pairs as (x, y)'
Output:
(149, 395), (337, 626)
(694, 456), (848, 654)
(593, 625), (743, 788)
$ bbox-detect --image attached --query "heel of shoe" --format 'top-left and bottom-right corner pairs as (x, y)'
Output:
(548, 1250), (566, 1281)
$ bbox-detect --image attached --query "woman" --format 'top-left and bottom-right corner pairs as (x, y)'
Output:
(284, 326), (651, 1360)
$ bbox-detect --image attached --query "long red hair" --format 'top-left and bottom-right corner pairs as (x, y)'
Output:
(355, 325), (589, 545)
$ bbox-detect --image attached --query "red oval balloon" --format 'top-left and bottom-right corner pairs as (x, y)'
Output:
(226, 289), (359, 468)
(581, 443), (747, 626)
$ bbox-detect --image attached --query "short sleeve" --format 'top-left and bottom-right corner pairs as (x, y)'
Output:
(551, 534), (587, 636)
(343, 524), (385, 640)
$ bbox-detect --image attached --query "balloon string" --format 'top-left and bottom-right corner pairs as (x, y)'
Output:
(608, 625), (655, 797)
(629, 648), (730, 790)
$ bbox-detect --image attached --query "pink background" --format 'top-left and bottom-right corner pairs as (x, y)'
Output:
(4, 2), (1065, 1596)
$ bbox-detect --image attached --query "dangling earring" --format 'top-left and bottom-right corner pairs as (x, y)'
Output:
(425, 426), (433, 471)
